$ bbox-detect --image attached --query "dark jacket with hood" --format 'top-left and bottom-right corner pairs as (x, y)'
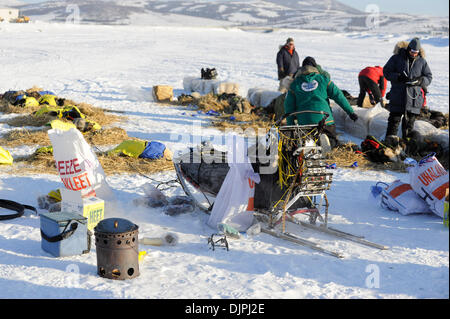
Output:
(276, 45), (300, 80)
(383, 38), (432, 114)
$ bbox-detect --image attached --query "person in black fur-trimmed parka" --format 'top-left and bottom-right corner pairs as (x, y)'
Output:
(383, 37), (432, 140)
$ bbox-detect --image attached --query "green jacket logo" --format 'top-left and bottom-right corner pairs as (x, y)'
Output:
(301, 80), (319, 92)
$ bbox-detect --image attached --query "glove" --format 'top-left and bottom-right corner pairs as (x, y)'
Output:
(397, 73), (409, 83)
(412, 76), (424, 86)
(349, 113), (358, 122)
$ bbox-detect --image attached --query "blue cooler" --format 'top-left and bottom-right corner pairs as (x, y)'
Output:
(40, 211), (89, 257)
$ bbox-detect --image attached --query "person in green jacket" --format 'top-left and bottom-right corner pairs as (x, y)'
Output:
(284, 63), (358, 148)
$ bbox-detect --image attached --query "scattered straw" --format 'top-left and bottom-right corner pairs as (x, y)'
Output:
(0, 99), (42, 114)
(326, 142), (408, 172)
(13, 152), (57, 174)
(326, 143), (370, 168)
(97, 153), (174, 176)
(0, 127), (133, 148)
(84, 127), (132, 146)
(196, 93), (231, 112)
(0, 128), (50, 147)
(2, 114), (57, 127)
(11, 151), (174, 176)
(211, 113), (272, 132)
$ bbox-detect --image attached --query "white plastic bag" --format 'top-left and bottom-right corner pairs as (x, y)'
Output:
(409, 154), (449, 218)
(207, 136), (260, 232)
(48, 128), (114, 201)
(379, 180), (431, 215)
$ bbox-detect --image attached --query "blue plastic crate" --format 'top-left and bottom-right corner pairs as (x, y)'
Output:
(40, 211), (89, 257)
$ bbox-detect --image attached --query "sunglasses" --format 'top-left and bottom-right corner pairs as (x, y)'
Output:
(410, 49), (419, 54)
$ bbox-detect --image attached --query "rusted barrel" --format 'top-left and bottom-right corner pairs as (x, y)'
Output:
(94, 218), (139, 280)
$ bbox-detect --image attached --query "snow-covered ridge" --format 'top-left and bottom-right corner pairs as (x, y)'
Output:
(9, 0), (449, 35)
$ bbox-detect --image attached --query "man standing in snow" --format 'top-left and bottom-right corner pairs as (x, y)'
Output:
(284, 63), (358, 149)
(276, 37), (300, 93)
(383, 37), (432, 140)
(357, 66), (387, 108)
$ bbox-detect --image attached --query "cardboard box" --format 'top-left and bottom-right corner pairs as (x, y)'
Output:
(61, 188), (104, 231)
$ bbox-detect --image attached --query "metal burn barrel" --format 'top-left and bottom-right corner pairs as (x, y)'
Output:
(94, 218), (139, 280)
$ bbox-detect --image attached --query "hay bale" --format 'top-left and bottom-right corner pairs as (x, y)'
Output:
(213, 82), (240, 95)
(152, 86), (174, 102)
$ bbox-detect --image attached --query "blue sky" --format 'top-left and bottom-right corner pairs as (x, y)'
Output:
(339, 0), (449, 17)
(19, 0), (450, 17)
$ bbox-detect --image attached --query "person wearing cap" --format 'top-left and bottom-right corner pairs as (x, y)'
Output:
(357, 66), (387, 108)
(284, 61), (358, 149)
(383, 37), (432, 140)
(276, 37), (300, 92)
(296, 56), (330, 80)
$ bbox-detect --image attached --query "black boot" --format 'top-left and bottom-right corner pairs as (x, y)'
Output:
(386, 112), (402, 137)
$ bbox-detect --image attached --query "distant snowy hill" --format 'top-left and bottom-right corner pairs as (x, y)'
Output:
(11, 0), (450, 35)
(0, 0), (24, 6)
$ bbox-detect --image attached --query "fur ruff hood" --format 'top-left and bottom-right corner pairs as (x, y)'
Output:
(295, 65), (319, 78)
(393, 41), (426, 58)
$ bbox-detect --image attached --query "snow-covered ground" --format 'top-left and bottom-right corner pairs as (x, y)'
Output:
(0, 22), (448, 299)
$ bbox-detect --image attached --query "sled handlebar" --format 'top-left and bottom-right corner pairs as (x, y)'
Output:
(275, 110), (329, 127)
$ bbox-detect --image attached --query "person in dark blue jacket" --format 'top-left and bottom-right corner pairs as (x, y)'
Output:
(383, 37), (432, 140)
(276, 37), (300, 91)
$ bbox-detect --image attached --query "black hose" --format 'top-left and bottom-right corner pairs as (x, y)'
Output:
(0, 199), (37, 221)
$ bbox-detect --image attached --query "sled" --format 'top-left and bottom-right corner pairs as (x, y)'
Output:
(174, 111), (389, 258)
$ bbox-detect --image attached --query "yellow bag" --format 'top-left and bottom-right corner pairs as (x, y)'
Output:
(87, 119), (101, 131)
(0, 146), (13, 165)
(39, 94), (57, 106)
(48, 189), (62, 202)
(23, 97), (39, 107)
(49, 119), (76, 131)
(35, 146), (53, 154)
(108, 140), (147, 158)
(61, 105), (85, 120)
(34, 105), (61, 117)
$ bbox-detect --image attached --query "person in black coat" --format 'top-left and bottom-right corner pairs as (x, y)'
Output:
(276, 37), (300, 91)
(383, 37), (432, 140)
